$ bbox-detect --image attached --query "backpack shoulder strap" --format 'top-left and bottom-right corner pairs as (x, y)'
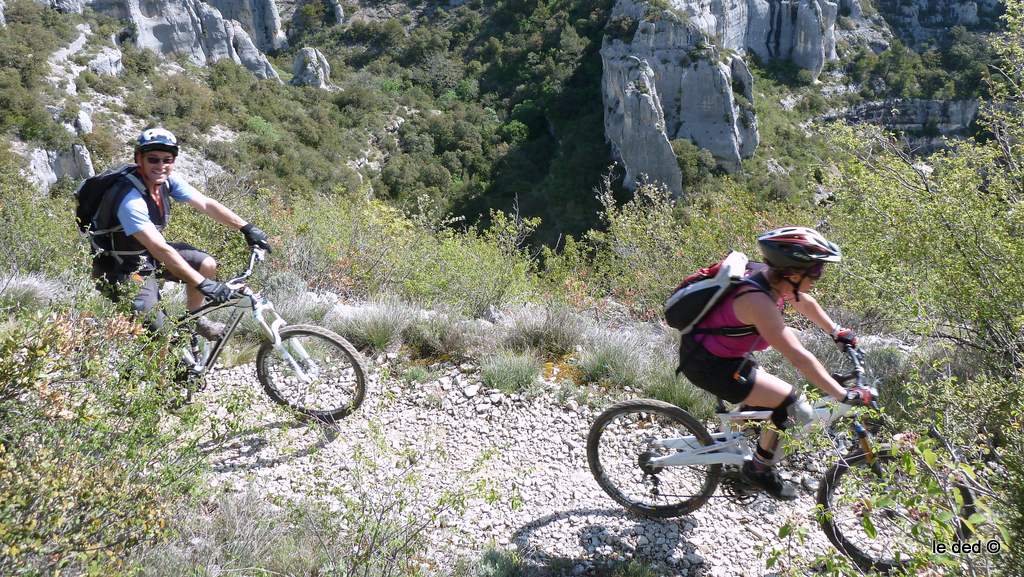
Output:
(91, 172), (144, 235)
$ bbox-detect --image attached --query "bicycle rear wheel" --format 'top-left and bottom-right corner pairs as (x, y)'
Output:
(256, 325), (367, 423)
(817, 447), (975, 573)
(587, 399), (722, 518)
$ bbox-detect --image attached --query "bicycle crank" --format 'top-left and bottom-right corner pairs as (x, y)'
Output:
(721, 469), (760, 505)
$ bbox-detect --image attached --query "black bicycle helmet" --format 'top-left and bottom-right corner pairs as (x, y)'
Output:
(757, 226), (841, 271)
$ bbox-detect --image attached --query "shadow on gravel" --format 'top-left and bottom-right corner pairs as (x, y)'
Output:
(199, 419), (340, 473)
(510, 508), (701, 576)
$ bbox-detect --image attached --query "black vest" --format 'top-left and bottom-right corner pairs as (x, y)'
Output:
(92, 169), (172, 278)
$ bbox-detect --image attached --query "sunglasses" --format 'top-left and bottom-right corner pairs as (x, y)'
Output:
(805, 262), (825, 280)
(145, 156), (176, 165)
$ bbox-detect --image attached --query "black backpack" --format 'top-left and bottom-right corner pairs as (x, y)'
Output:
(73, 164), (144, 235)
(664, 251), (750, 334)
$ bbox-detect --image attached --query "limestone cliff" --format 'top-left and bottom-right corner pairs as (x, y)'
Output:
(0, 0), (6, 28)
(46, 0), (282, 80)
(291, 47), (334, 90)
(875, 0), (1001, 47)
(206, 0), (287, 51)
(826, 98), (979, 153)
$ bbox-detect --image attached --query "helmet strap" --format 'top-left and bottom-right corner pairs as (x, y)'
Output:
(784, 273), (804, 303)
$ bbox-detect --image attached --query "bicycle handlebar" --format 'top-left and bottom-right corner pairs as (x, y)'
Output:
(226, 247), (266, 287)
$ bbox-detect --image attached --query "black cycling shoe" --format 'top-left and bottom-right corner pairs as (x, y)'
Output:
(741, 461), (798, 501)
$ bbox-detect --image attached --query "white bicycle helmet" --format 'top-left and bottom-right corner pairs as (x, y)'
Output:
(136, 127), (179, 155)
(757, 226), (841, 271)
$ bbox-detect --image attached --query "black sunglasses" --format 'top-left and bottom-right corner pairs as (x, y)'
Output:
(145, 156), (176, 165)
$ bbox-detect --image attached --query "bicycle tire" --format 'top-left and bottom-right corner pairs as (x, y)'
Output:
(817, 447), (975, 573)
(587, 398), (722, 518)
(256, 325), (367, 423)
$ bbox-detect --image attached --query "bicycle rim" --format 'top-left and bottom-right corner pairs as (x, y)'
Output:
(587, 399), (721, 518)
(818, 449), (974, 572)
(256, 325), (366, 423)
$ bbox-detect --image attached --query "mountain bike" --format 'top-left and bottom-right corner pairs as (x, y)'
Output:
(586, 346), (975, 573)
(172, 247), (366, 423)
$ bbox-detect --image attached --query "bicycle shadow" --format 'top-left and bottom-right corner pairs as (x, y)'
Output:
(509, 507), (702, 576)
(199, 418), (340, 473)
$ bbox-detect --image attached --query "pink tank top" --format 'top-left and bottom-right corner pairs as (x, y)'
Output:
(694, 276), (783, 358)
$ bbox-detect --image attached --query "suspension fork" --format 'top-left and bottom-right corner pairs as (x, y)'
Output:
(252, 297), (317, 382)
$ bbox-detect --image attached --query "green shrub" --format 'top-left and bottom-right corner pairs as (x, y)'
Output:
(0, 310), (203, 576)
(480, 350), (542, 393)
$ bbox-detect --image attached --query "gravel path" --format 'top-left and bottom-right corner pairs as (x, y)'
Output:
(198, 358), (843, 576)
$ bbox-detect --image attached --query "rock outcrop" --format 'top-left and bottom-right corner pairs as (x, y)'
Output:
(875, 0), (1000, 47)
(206, 0), (287, 51)
(826, 98), (979, 153)
(87, 46), (124, 76)
(0, 0), (7, 28)
(26, 144), (95, 194)
(290, 47), (333, 89)
(53, 0), (282, 80)
(603, 57), (684, 194)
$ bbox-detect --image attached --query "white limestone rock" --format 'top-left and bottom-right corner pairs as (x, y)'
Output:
(290, 46), (333, 89)
(0, 0), (6, 27)
(603, 57), (682, 195)
(207, 0), (287, 51)
(87, 46), (124, 76)
(75, 104), (94, 135)
(26, 144), (95, 194)
(87, 0), (281, 81)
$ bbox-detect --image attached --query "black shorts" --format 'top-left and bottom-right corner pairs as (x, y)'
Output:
(94, 242), (211, 331)
(677, 334), (758, 404)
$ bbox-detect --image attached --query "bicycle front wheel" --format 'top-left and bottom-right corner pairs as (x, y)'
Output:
(817, 447), (975, 573)
(256, 325), (367, 423)
(587, 399), (722, 518)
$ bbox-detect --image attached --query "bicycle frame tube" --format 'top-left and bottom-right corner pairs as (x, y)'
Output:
(178, 296), (251, 374)
(647, 399), (854, 469)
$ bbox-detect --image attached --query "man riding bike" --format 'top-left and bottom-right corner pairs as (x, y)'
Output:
(677, 227), (874, 500)
(91, 128), (272, 338)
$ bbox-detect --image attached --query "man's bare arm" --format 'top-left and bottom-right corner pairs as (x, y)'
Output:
(186, 193), (246, 229)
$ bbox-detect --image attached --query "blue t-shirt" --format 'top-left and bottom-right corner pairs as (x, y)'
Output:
(116, 174), (198, 236)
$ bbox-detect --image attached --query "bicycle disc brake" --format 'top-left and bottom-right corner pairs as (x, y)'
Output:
(638, 450), (664, 497)
(721, 468), (759, 505)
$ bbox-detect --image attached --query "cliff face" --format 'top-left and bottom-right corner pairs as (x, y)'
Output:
(875, 0), (1001, 47)
(603, 0), (831, 196)
(827, 98), (980, 153)
(46, 0), (283, 80)
(206, 0), (287, 51)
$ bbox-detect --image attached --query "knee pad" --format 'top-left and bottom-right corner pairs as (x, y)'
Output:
(772, 392), (814, 429)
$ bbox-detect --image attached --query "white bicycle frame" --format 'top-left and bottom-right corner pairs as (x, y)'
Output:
(647, 398), (855, 468)
(178, 249), (319, 384)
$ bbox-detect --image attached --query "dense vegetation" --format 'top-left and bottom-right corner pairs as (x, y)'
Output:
(2, 0), (1023, 574)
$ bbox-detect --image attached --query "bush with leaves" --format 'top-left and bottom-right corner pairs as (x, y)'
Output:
(0, 308), (204, 576)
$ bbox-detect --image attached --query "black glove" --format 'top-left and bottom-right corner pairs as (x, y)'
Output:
(197, 278), (237, 304)
(831, 326), (858, 349)
(842, 385), (877, 406)
(240, 223), (272, 253)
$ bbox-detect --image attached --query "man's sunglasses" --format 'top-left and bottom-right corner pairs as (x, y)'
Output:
(145, 156), (176, 165)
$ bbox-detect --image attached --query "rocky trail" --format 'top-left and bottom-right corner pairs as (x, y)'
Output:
(198, 357), (843, 576)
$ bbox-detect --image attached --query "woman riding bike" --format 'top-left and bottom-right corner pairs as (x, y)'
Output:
(677, 227), (874, 500)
